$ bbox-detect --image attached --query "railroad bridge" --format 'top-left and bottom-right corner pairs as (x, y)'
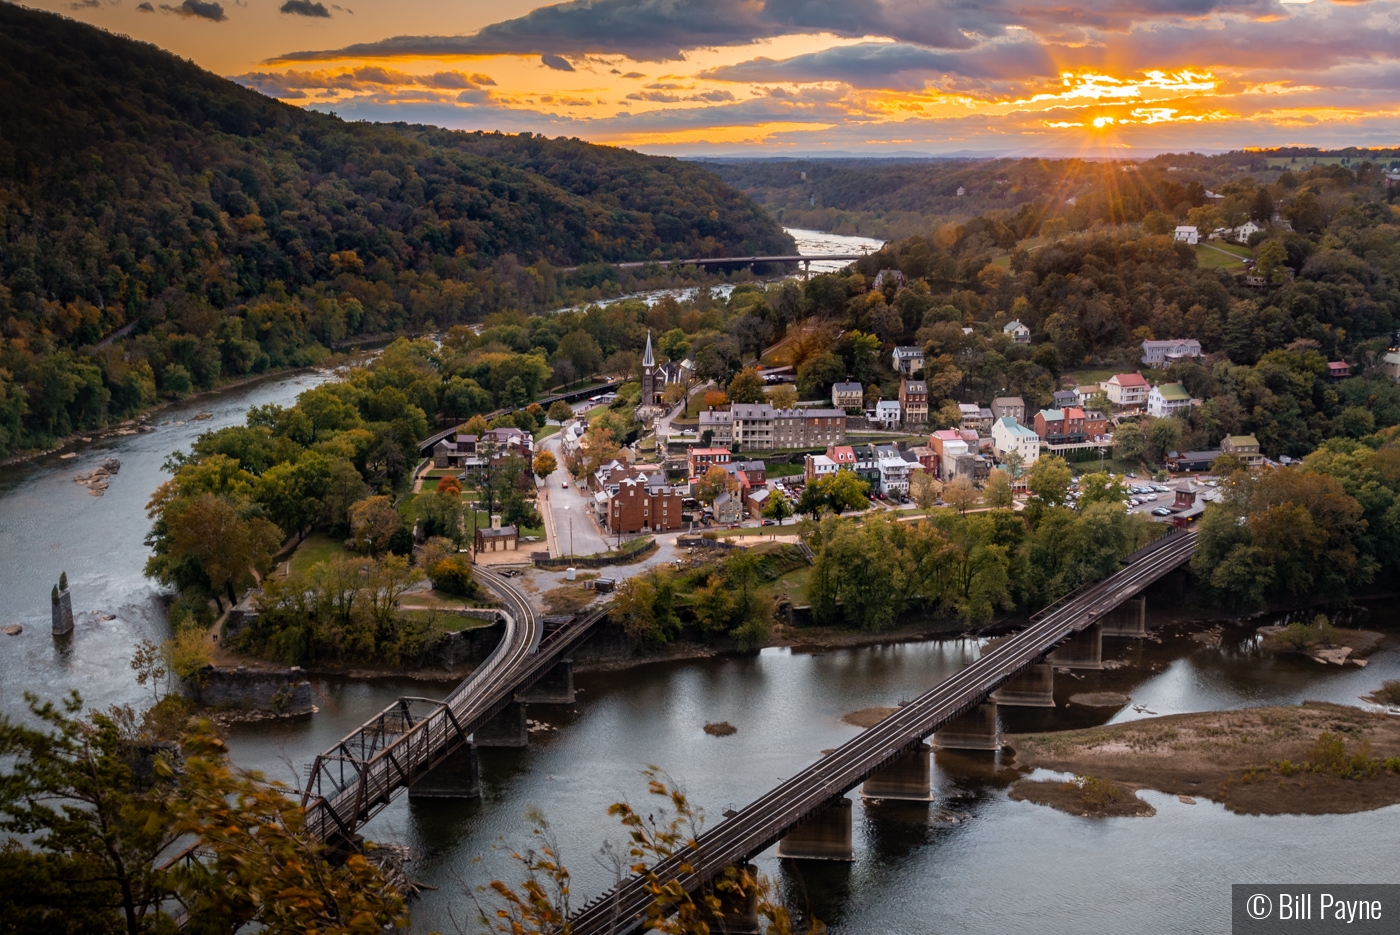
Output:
(299, 568), (610, 844)
(566, 529), (1198, 935)
(558, 253), (873, 277)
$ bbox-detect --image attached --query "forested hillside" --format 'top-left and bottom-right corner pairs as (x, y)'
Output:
(710, 152), (1400, 241)
(0, 3), (791, 456)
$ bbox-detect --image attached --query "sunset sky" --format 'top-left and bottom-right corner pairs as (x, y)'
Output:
(33, 0), (1400, 155)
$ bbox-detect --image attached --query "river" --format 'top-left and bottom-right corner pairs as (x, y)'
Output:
(2, 259), (1399, 932)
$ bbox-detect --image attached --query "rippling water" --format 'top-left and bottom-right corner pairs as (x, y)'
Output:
(2, 335), (1396, 935)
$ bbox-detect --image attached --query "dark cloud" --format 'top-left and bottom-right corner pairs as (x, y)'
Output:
(626, 89), (736, 102)
(137, 1), (154, 9)
(69, 0), (101, 10)
(280, 0), (331, 17)
(269, 0), (1288, 64)
(703, 41), (1057, 89)
(541, 53), (575, 71)
(232, 66), (495, 98)
(161, 0), (226, 20)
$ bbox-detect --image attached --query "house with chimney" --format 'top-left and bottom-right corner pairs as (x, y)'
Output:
(899, 379), (929, 426)
(891, 346), (924, 376)
(1100, 372), (1150, 408)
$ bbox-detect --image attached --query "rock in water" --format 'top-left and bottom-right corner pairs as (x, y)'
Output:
(101, 458), (121, 473)
(3, 625), (22, 636)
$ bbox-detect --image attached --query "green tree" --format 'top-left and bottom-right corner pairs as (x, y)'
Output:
(726, 368), (765, 405)
(1078, 472), (1127, 508)
(346, 495), (403, 555)
(546, 400), (574, 423)
(820, 469), (871, 514)
(148, 493), (282, 606)
(1147, 418), (1183, 464)
(1113, 421), (1149, 466)
(944, 476), (981, 514)
(983, 469), (1014, 508)
(796, 352), (844, 400)
(657, 328), (690, 362)
(1027, 456), (1072, 506)
(1255, 239), (1290, 285)
(762, 490), (794, 525)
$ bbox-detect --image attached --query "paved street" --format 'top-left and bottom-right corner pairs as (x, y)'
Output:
(537, 431), (611, 558)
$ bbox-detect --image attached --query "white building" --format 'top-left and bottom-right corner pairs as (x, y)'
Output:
(1003, 320), (1031, 344)
(874, 399), (901, 427)
(1100, 372), (1150, 407)
(991, 416), (1041, 465)
(873, 445), (913, 495)
(1141, 338), (1203, 368)
(1173, 225), (1199, 245)
(1146, 382), (1193, 418)
(1229, 220), (1263, 243)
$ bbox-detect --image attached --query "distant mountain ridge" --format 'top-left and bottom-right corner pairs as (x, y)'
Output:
(0, 2), (791, 455)
(0, 2), (791, 330)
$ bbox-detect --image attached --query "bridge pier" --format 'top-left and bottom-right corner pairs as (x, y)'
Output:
(476, 700), (529, 748)
(990, 662), (1056, 707)
(408, 740), (481, 800)
(933, 702), (1000, 751)
(776, 797), (854, 861)
(1048, 622), (1103, 669)
(519, 659), (575, 704)
(1100, 597), (1147, 637)
(861, 742), (933, 801)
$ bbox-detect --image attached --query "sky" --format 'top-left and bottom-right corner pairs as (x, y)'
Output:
(33, 0), (1400, 155)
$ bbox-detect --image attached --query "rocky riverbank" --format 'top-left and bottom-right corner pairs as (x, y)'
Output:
(1007, 701), (1400, 818)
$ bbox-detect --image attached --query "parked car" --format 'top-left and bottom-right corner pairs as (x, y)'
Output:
(1152, 507), (1173, 516)
(1153, 485), (1170, 492)
(761, 519), (777, 526)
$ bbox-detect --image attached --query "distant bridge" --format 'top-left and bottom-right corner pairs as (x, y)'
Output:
(558, 253), (874, 274)
(566, 529), (1199, 934)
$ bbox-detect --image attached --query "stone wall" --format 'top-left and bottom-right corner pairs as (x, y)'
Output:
(188, 666), (314, 715)
(432, 618), (506, 669)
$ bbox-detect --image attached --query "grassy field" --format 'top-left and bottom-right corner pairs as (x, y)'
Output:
(767, 462), (805, 478)
(535, 424), (560, 442)
(758, 565), (811, 606)
(1069, 368), (1118, 386)
(288, 533), (353, 574)
(1196, 242), (1249, 269)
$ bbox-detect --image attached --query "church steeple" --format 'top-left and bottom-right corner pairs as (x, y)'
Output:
(642, 330), (655, 368)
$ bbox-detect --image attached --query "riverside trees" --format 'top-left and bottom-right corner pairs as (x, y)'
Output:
(0, 687), (405, 934)
(1191, 428), (1400, 608)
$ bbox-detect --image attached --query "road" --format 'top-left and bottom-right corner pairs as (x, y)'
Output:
(537, 431), (611, 558)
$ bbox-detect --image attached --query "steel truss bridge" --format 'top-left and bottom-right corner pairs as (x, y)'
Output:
(299, 568), (611, 843)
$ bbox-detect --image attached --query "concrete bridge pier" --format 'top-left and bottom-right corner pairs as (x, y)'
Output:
(476, 700), (529, 747)
(1100, 597), (1147, 637)
(701, 864), (761, 935)
(861, 743), (934, 801)
(933, 702), (1000, 751)
(408, 741), (481, 800)
(1048, 622), (1103, 669)
(519, 659), (575, 704)
(990, 663), (1056, 707)
(776, 797), (854, 861)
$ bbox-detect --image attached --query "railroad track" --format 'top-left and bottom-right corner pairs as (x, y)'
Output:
(299, 567), (591, 843)
(568, 531), (1199, 934)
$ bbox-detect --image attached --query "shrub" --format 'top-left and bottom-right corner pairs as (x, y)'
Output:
(429, 555), (478, 597)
